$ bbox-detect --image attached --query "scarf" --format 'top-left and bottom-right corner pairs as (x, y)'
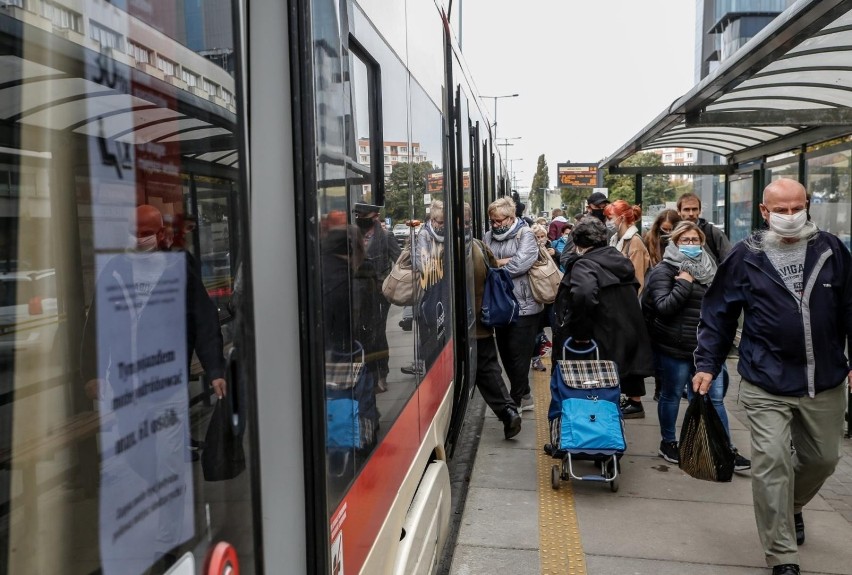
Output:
(610, 225), (639, 253)
(491, 217), (525, 242)
(662, 242), (717, 285)
(425, 221), (445, 243)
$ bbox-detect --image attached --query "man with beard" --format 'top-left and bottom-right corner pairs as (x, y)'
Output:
(353, 203), (401, 391)
(692, 178), (852, 575)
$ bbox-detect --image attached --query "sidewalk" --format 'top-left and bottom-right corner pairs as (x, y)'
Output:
(449, 358), (852, 575)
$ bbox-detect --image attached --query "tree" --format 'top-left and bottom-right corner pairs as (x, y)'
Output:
(603, 152), (669, 206)
(383, 161), (434, 223)
(527, 154), (549, 215)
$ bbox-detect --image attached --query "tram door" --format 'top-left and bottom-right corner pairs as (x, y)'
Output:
(0, 2), (261, 575)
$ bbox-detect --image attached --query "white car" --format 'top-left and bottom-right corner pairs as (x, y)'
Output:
(0, 269), (59, 357)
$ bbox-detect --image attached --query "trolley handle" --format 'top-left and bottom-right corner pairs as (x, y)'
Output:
(562, 337), (600, 360)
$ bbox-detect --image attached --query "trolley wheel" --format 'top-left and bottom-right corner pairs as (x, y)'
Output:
(551, 464), (561, 490)
(610, 476), (619, 492)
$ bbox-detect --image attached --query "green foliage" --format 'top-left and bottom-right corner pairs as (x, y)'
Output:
(603, 152), (672, 206)
(560, 187), (590, 218)
(527, 154), (550, 214)
(383, 161), (434, 223)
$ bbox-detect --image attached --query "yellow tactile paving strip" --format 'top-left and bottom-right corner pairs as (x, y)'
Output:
(533, 357), (588, 575)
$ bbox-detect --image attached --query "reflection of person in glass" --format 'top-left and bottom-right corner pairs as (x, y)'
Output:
(352, 202), (400, 392)
(81, 204), (226, 568)
(407, 200), (447, 375)
(320, 212), (379, 481)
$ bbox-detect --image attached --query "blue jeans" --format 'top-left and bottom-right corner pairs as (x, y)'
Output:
(657, 352), (730, 443)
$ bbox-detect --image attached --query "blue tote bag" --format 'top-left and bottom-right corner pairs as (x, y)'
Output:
(477, 242), (519, 328)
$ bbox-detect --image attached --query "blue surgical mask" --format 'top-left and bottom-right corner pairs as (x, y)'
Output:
(606, 219), (617, 232)
(679, 245), (702, 259)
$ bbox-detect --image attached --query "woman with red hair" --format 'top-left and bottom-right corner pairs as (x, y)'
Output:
(605, 200), (651, 292)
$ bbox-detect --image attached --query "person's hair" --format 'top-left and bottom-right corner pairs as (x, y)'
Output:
(535, 217), (548, 226)
(552, 208), (563, 218)
(488, 196), (516, 220)
(676, 192), (701, 211)
(604, 200), (641, 226)
(644, 209), (681, 265)
(531, 223), (547, 236)
(572, 217), (608, 249)
(669, 220), (705, 246)
(429, 199), (445, 221)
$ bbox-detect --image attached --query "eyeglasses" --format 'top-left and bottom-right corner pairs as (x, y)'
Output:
(490, 216), (512, 226)
(678, 237), (701, 245)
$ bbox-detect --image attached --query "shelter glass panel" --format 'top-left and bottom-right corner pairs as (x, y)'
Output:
(729, 176), (754, 243)
(807, 149), (852, 250)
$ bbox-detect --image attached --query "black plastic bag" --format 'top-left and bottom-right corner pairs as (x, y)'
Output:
(202, 398), (246, 481)
(678, 393), (736, 482)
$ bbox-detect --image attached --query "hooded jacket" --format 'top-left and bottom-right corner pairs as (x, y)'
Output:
(485, 219), (543, 316)
(695, 230), (852, 397)
(553, 246), (653, 379)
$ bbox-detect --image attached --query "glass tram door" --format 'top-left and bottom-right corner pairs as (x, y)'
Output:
(0, 2), (263, 574)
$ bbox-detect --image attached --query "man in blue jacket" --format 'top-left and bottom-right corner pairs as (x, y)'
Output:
(692, 178), (851, 575)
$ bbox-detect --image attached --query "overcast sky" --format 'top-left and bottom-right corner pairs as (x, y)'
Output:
(458, 0), (697, 194)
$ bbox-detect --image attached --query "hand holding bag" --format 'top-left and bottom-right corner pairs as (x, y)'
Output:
(382, 245), (416, 306)
(202, 395), (246, 481)
(678, 393), (736, 482)
(528, 244), (562, 304)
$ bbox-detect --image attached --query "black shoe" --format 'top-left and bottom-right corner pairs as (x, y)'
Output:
(502, 407), (522, 440)
(621, 399), (645, 419)
(733, 451), (751, 471)
(794, 512), (805, 545)
(400, 361), (424, 376)
(658, 440), (679, 464)
(772, 564), (800, 575)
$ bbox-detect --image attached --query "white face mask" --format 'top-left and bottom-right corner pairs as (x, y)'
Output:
(768, 210), (807, 238)
(136, 234), (159, 252)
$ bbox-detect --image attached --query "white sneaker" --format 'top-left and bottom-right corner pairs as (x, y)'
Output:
(520, 395), (535, 412)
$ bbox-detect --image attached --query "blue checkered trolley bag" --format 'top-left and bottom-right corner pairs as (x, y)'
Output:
(547, 338), (625, 492)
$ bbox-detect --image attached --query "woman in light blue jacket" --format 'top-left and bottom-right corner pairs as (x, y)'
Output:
(484, 197), (543, 412)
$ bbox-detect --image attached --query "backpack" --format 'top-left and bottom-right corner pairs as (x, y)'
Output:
(476, 242), (519, 328)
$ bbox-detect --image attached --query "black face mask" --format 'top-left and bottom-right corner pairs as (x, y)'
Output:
(355, 216), (374, 231)
(589, 208), (606, 223)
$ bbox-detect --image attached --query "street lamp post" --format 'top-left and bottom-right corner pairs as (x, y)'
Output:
(481, 93), (519, 142)
(497, 137), (521, 166)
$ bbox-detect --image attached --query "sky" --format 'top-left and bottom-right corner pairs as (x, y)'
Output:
(457, 0), (697, 195)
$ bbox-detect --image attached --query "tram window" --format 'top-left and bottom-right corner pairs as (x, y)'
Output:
(0, 2), (257, 574)
(347, 43), (383, 206)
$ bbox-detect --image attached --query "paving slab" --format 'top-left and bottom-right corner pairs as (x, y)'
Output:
(455, 486), (539, 550)
(450, 545), (540, 575)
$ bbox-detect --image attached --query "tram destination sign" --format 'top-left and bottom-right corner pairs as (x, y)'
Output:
(557, 163), (598, 188)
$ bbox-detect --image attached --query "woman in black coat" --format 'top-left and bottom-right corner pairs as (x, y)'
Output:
(552, 217), (654, 418)
(642, 221), (749, 469)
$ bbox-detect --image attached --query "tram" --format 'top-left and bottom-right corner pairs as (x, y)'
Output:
(0, 0), (505, 574)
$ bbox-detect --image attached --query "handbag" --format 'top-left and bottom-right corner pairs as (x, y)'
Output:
(202, 397), (247, 481)
(528, 244), (562, 304)
(678, 393), (736, 482)
(381, 245), (416, 306)
(477, 242), (519, 328)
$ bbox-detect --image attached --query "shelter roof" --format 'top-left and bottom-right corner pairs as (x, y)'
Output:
(602, 0), (852, 169)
